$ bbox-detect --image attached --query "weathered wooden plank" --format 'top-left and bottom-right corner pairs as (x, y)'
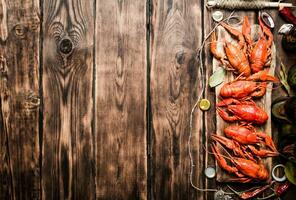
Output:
(150, 0), (203, 199)
(42, 0), (95, 199)
(95, 1), (147, 199)
(0, 0), (41, 199)
(203, 7), (217, 200)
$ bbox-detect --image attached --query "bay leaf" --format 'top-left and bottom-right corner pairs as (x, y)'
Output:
(209, 67), (225, 88)
(285, 161), (296, 185)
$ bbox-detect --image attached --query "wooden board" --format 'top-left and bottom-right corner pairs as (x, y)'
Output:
(42, 1), (95, 199)
(150, 0), (204, 199)
(203, 7), (218, 200)
(213, 24), (276, 182)
(1, 3), (296, 199)
(0, 1), (40, 199)
(95, 1), (147, 199)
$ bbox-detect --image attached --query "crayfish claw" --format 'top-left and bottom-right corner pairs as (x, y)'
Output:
(256, 132), (278, 153)
(248, 145), (279, 158)
(211, 144), (238, 174)
(247, 70), (279, 83)
(221, 22), (246, 50)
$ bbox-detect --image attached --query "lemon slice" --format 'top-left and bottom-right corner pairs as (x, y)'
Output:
(199, 99), (211, 111)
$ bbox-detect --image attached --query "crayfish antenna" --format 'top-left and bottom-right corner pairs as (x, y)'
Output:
(239, 123), (255, 131)
(240, 96), (252, 102)
(221, 22), (246, 50)
(234, 72), (246, 81)
(242, 16), (252, 46)
(247, 70), (279, 83)
(258, 16), (273, 48)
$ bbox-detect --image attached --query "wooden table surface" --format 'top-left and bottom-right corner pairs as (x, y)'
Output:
(0, 0), (296, 199)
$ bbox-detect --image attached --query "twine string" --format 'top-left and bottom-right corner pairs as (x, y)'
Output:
(207, 0), (290, 9)
(188, 11), (238, 193)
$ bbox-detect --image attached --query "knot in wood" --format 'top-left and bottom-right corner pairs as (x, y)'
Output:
(175, 51), (185, 65)
(0, 56), (8, 76)
(59, 37), (73, 55)
(14, 24), (26, 38)
(17, 91), (40, 117)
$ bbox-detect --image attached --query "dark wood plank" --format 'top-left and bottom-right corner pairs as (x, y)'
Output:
(0, 0), (41, 199)
(150, 0), (204, 199)
(203, 6), (217, 200)
(42, 0), (95, 199)
(95, 1), (147, 199)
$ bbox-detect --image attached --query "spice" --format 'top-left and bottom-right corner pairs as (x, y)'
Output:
(228, 183), (274, 200)
(240, 184), (271, 199)
(275, 182), (291, 196)
(279, 7), (296, 26)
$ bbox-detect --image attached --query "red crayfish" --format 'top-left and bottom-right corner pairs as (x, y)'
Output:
(243, 16), (273, 73)
(224, 125), (278, 157)
(219, 71), (278, 99)
(211, 143), (269, 183)
(211, 22), (251, 76)
(217, 98), (268, 125)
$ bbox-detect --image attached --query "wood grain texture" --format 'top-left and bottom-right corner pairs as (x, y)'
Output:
(95, 1), (147, 199)
(203, 6), (217, 200)
(0, 0), (41, 199)
(42, 0), (95, 199)
(150, 0), (203, 199)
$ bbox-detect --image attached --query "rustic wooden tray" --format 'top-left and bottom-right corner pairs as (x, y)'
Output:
(212, 24), (276, 182)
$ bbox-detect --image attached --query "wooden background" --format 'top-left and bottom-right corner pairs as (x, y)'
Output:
(0, 0), (295, 199)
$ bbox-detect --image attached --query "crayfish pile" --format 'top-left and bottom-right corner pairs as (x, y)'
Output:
(210, 16), (279, 183)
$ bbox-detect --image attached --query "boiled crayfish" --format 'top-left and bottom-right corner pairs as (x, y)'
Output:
(224, 125), (278, 157)
(210, 16), (278, 184)
(224, 126), (275, 150)
(217, 98), (268, 125)
(211, 144), (269, 183)
(243, 16), (273, 73)
(211, 134), (249, 159)
(211, 22), (251, 76)
(220, 71), (278, 99)
(211, 134), (255, 161)
(211, 16), (275, 77)
(211, 128), (278, 161)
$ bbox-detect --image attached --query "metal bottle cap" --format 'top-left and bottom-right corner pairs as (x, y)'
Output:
(205, 167), (216, 178)
(212, 11), (224, 22)
(199, 99), (211, 111)
(214, 190), (225, 200)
